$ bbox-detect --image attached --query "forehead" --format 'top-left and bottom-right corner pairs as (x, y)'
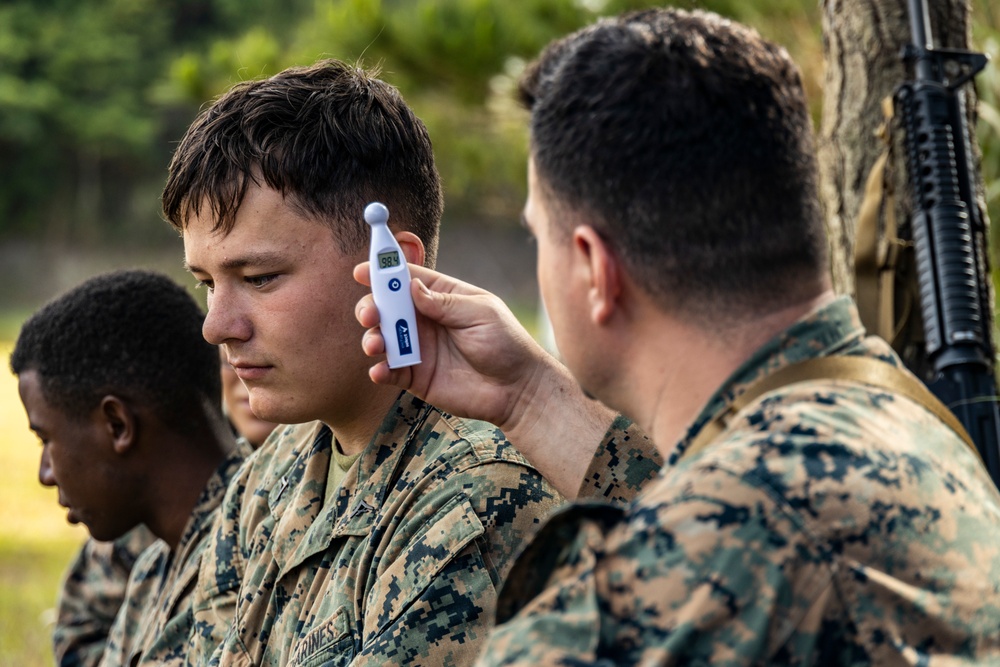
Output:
(17, 370), (64, 427)
(182, 184), (340, 268)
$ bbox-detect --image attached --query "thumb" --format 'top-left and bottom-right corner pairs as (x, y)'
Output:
(412, 278), (477, 329)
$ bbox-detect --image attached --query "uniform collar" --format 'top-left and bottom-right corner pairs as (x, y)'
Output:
(670, 296), (865, 465)
(270, 392), (433, 577)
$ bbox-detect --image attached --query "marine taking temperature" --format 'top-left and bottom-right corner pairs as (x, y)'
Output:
(364, 202), (421, 368)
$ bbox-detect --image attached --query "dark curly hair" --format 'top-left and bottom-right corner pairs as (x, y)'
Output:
(10, 269), (221, 427)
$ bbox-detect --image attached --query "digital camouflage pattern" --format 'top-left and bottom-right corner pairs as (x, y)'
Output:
(187, 392), (562, 666)
(53, 525), (158, 667)
(578, 414), (660, 505)
(482, 296), (1000, 666)
(98, 444), (248, 667)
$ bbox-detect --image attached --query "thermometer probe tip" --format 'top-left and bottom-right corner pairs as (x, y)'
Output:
(364, 202), (389, 226)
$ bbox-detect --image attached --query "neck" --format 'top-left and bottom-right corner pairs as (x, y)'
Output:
(145, 415), (233, 550)
(624, 289), (836, 461)
(323, 383), (401, 456)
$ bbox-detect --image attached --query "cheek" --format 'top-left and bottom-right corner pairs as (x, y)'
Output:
(45, 443), (74, 487)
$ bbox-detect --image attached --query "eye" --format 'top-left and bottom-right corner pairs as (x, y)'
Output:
(245, 274), (278, 289)
(195, 279), (214, 293)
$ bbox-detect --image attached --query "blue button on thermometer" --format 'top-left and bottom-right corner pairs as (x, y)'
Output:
(365, 202), (421, 368)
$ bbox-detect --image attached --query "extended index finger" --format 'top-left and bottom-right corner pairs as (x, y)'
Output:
(405, 264), (491, 297)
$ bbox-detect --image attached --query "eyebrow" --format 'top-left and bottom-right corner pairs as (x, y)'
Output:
(184, 250), (286, 274)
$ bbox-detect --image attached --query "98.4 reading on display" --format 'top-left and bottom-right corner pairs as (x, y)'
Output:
(378, 251), (400, 269)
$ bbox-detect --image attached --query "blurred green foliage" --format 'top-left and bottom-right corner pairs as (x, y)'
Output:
(975, 0), (1000, 265)
(0, 0), (994, 241)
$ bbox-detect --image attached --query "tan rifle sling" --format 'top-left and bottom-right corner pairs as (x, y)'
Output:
(854, 96), (908, 344)
(683, 355), (981, 464)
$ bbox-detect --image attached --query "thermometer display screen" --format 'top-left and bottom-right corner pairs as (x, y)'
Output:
(378, 251), (401, 270)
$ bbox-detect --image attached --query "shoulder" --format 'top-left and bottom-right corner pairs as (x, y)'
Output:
(127, 540), (171, 590)
(406, 407), (563, 514)
(719, 370), (978, 478)
(684, 371), (1000, 557)
(418, 406), (533, 469)
(103, 539), (171, 662)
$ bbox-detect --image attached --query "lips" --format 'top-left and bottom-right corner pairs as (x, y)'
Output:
(230, 361), (272, 382)
(60, 501), (80, 525)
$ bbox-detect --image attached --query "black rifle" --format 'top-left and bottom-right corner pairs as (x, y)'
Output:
(896, 0), (1000, 487)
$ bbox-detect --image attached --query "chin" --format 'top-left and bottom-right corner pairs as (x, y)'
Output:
(247, 394), (280, 423)
(87, 525), (126, 543)
(249, 398), (307, 427)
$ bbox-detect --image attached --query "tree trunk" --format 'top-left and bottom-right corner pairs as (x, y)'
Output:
(818, 0), (978, 296)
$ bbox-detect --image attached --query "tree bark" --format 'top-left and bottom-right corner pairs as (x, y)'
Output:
(818, 0), (977, 296)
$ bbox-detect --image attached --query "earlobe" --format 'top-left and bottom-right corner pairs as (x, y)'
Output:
(100, 396), (136, 456)
(394, 231), (426, 267)
(573, 226), (621, 325)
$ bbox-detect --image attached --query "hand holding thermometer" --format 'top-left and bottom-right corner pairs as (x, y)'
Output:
(364, 202), (421, 368)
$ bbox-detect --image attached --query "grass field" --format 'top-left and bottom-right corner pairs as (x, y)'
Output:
(0, 342), (87, 666)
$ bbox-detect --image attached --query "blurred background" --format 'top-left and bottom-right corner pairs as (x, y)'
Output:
(0, 0), (997, 664)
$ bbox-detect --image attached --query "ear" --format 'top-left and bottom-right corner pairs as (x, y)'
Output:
(99, 396), (137, 456)
(394, 231), (426, 267)
(571, 226), (622, 325)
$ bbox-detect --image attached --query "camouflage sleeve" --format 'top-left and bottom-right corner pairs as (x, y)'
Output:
(54, 526), (157, 667)
(347, 459), (563, 666)
(480, 461), (815, 666)
(100, 542), (171, 667)
(184, 460), (252, 667)
(576, 415), (661, 505)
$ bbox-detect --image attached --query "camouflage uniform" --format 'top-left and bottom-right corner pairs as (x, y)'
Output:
(98, 445), (248, 667)
(53, 525), (158, 667)
(481, 296), (1000, 666)
(577, 414), (661, 505)
(187, 392), (562, 666)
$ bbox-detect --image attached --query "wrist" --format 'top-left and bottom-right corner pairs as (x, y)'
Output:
(500, 350), (570, 448)
(499, 352), (617, 499)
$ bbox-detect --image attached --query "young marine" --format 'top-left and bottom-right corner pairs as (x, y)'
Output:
(356, 8), (1000, 664)
(51, 348), (277, 667)
(164, 59), (563, 665)
(11, 270), (247, 667)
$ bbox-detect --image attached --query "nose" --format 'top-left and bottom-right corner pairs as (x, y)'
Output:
(202, 287), (252, 346)
(38, 445), (56, 487)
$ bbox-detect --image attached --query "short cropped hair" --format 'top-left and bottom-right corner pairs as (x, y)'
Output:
(519, 9), (828, 322)
(162, 59), (443, 267)
(10, 270), (221, 426)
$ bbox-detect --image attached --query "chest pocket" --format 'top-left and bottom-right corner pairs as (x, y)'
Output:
(364, 494), (486, 640)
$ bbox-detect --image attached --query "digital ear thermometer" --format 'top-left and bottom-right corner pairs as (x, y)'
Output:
(364, 202), (421, 368)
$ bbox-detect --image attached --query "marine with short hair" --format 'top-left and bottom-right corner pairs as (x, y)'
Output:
(11, 270), (246, 667)
(355, 8), (1000, 664)
(165, 59), (563, 665)
(50, 349), (276, 667)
